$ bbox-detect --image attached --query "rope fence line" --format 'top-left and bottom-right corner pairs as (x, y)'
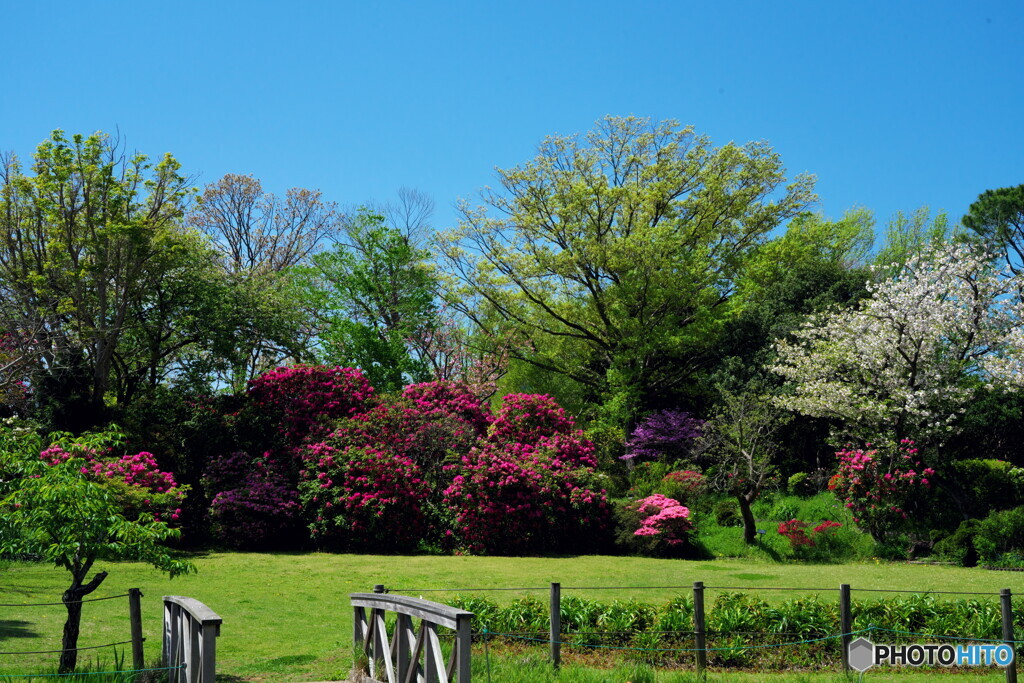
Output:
(389, 584), (1008, 596)
(0, 664), (186, 679)
(0, 642), (133, 657)
(479, 625), (1024, 653)
(0, 595), (130, 608)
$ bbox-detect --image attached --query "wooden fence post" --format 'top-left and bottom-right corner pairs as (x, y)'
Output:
(127, 588), (144, 671)
(550, 582), (561, 669)
(839, 583), (852, 674)
(372, 584), (386, 671)
(693, 581), (707, 675)
(1002, 588), (1017, 683)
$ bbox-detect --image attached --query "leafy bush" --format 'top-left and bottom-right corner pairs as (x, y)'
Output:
(950, 459), (1019, 517)
(974, 506), (1024, 565)
(933, 519), (981, 567)
(714, 498), (741, 527)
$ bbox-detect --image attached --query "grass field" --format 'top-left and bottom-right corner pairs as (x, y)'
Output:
(1, 553), (1019, 681)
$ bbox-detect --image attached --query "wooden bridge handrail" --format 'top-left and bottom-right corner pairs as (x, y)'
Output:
(350, 593), (471, 631)
(163, 596), (223, 634)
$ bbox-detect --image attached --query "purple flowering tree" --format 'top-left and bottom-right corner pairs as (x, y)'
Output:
(621, 410), (704, 462)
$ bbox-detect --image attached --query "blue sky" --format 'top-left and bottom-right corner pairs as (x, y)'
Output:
(3, 1), (1021, 241)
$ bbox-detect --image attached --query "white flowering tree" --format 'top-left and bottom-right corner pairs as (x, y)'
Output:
(771, 244), (1024, 445)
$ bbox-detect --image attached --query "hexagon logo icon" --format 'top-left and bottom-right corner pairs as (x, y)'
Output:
(849, 637), (875, 672)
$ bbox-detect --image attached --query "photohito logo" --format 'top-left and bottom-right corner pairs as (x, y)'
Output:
(848, 637), (1015, 671)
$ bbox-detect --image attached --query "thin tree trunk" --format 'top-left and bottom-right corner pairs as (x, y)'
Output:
(737, 493), (757, 545)
(59, 570), (107, 674)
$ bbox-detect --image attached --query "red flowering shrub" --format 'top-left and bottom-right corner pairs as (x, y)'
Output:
(442, 440), (610, 555)
(299, 442), (430, 552)
(245, 365), (374, 447)
(401, 381), (492, 435)
(488, 393), (576, 443)
(777, 519), (844, 560)
(662, 470), (706, 503)
(328, 400), (480, 475)
(830, 439), (934, 543)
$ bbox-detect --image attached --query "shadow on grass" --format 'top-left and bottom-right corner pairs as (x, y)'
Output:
(0, 619), (40, 640)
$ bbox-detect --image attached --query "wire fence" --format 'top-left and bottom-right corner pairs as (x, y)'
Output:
(380, 580), (1022, 679)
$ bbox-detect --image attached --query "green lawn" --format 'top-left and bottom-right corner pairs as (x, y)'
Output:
(1, 553), (1019, 682)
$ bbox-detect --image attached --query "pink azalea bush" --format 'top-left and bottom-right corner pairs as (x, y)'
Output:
(829, 439), (934, 543)
(442, 440), (611, 555)
(299, 442), (430, 552)
(623, 494), (697, 558)
(401, 380), (492, 435)
(245, 365), (375, 446)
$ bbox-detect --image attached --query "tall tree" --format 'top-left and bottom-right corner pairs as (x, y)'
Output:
(438, 116), (815, 426)
(962, 184), (1024, 274)
(299, 210), (438, 392)
(0, 132), (193, 430)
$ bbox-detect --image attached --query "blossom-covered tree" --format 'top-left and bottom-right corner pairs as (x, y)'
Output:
(772, 244), (1024, 444)
(621, 410), (704, 462)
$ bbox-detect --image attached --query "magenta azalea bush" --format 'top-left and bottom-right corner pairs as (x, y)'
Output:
(245, 364), (374, 446)
(401, 380), (492, 435)
(829, 439), (935, 543)
(39, 442), (185, 525)
(443, 439), (611, 555)
(299, 442), (430, 552)
(487, 393), (577, 444)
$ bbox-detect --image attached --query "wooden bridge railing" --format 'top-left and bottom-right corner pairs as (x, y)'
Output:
(162, 595), (223, 683)
(351, 586), (473, 683)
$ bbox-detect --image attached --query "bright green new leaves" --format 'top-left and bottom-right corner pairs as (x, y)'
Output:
(298, 210), (437, 392)
(439, 116), (815, 424)
(0, 422), (192, 672)
(0, 131), (194, 428)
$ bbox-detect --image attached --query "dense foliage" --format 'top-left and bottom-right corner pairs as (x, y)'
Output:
(2, 122), (1023, 569)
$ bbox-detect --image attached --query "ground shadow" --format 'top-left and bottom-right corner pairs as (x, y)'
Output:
(0, 619), (40, 640)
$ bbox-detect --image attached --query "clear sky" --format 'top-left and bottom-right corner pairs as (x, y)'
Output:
(2, 1), (1021, 241)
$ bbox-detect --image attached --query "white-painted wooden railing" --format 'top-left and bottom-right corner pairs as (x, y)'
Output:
(351, 587), (473, 683)
(162, 595), (223, 683)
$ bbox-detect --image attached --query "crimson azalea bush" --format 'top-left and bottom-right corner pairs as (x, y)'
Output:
(443, 440), (611, 555)
(299, 442), (430, 552)
(245, 365), (375, 447)
(39, 441), (186, 525)
(829, 439), (934, 543)
(401, 380), (492, 435)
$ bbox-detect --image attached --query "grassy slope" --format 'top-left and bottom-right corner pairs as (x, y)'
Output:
(1, 553), (1017, 681)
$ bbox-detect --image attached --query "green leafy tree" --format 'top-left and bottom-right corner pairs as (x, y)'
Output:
(0, 132), (195, 429)
(438, 116), (815, 427)
(962, 184), (1024, 274)
(872, 207), (962, 274)
(300, 210), (438, 392)
(0, 425), (192, 673)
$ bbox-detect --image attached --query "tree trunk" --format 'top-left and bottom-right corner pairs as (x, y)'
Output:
(59, 571), (108, 674)
(737, 493), (757, 545)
